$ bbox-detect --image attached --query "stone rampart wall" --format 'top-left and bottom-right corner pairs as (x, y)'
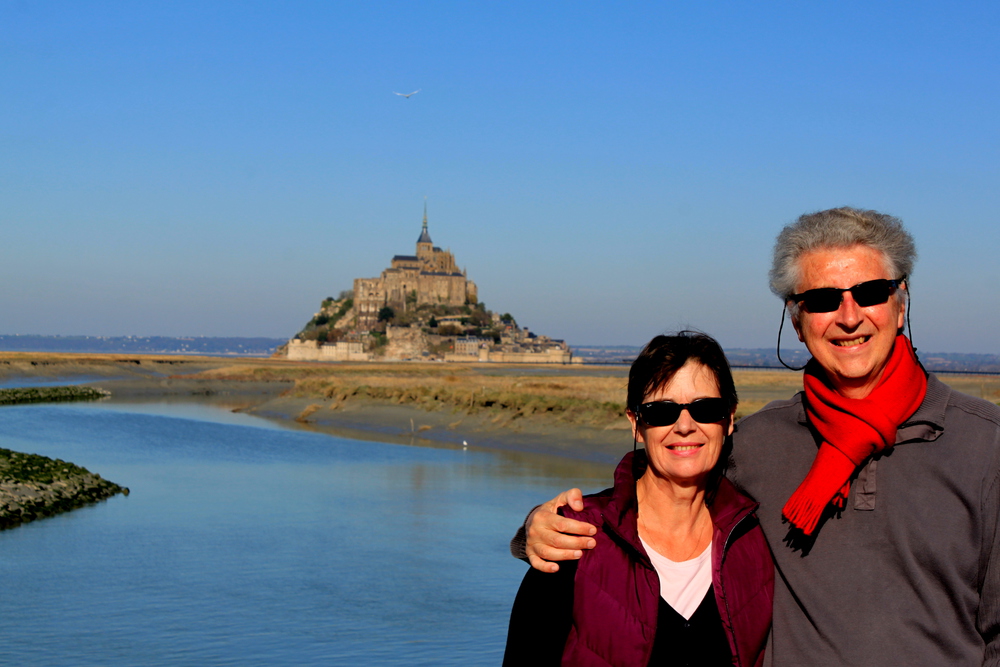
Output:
(443, 353), (479, 363)
(482, 349), (573, 364)
(384, 326), (429, 360)
(287, 339), (372, 362)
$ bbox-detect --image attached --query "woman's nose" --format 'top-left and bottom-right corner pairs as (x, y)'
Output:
(673, 408), (697, 433)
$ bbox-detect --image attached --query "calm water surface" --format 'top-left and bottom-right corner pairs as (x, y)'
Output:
(0, 400), (615, 665)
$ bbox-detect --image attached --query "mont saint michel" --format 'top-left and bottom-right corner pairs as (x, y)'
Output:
(284, 207), (573, 363)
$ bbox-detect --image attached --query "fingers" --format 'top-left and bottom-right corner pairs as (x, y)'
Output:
(566, 487), (584, 512)
(526, 514), (597, 570)
(542, 515), (597, 539)
(530, 507), (597, 539)
(528, 553), (564, 573)
(528, 541), (584, 562)
(524, 488), (598, 572)
(528, 529), (596, 554)
(538, 491), (571, 515)
(539, 488), (588, 516)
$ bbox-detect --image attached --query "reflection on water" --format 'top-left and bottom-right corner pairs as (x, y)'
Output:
(0, 401), (612, 666)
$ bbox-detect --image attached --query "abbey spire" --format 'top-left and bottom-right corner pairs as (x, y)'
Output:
(417, 199), (432, 245)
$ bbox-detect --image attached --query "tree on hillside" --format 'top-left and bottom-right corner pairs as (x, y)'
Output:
(377, 306), (395, 323)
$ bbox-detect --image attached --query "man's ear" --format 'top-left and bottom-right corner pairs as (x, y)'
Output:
(788, 303), (805, 343)
(896, 284), (907, 332)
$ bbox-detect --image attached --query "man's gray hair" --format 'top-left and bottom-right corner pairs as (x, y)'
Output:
(769, 207), (917, 303)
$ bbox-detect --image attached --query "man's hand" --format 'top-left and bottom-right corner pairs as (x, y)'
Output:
(526, 488), (598, 573)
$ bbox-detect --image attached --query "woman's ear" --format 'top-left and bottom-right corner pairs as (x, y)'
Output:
(726, 406), (737, 436)
(626, 409), (644, 443)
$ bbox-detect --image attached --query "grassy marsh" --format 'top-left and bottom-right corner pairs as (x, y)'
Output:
(191, 361), (1000, 428)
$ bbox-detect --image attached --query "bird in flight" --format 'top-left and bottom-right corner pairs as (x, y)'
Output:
(394, 89), (421, 99)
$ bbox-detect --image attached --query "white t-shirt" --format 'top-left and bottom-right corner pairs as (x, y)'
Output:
(639, 537), (713, 620)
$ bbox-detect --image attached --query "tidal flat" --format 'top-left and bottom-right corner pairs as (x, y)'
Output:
(3, 351), (998, 465)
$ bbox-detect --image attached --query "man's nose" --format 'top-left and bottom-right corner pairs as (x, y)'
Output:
(836, 291), (863, 328)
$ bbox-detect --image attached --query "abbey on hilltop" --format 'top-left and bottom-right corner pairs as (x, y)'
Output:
(353, 204), (478, 330)
(283, 205), (573, 363)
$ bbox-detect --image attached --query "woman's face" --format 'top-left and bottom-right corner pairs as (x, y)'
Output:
(628, 361), (735, 487)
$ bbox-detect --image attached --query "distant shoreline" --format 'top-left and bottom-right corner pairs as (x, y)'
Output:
(3, 335), (999, 373)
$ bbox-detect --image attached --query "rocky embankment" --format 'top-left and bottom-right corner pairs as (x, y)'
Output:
(0, 385), (110, 405)
(0, 385), (126, 529)
(0, 447), (127, 530)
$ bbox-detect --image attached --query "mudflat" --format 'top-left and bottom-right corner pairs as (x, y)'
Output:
(3, 352), (999, 465)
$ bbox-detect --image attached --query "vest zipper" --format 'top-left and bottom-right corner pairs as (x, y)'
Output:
(718, 506), (756, 667)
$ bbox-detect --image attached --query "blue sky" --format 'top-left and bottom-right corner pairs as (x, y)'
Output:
(2, 1), (998, 353)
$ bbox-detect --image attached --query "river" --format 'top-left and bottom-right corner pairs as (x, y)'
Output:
(0, 399), (613, 665)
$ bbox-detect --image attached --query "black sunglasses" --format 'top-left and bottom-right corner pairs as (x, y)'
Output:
(633, 398), (729, 427)
(788, 278), (904, 314)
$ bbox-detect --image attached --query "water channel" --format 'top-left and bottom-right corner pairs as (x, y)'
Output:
(0, 399), (613, 665)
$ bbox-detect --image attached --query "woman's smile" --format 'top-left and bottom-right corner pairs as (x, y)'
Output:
(666, 442), (705, 454)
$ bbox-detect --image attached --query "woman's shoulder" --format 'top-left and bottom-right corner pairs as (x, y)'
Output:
(559, 486), (614, 525)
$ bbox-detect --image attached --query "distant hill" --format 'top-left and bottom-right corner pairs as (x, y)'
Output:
(0, 335), (286, 357)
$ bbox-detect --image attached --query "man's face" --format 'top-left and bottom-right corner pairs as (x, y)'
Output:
(791, 245), (905, 398)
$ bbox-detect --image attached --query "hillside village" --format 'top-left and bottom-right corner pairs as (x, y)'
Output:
(283, 207), (574, 363)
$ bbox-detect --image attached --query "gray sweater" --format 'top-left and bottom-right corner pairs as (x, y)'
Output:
(729, 373), (1000, 666)
(511, 374), (1000, 665)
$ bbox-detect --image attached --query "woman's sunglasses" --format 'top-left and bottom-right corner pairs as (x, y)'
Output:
(788, 278), (904, 314)
(633, 398), (729, 427)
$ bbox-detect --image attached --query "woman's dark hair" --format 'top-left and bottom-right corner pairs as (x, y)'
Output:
(627, 331), (738, 412)
(627, 331), (738, 505)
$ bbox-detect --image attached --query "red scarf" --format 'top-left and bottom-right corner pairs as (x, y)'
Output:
(781, 335), (927, 535)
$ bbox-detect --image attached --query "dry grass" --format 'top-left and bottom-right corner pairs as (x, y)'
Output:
(731, 369), (805, 418)
(295, 403), (323, 422)
(191, 362), (807, 427)
(935, 375), (1000, 403)
(193, 361), (1000, 426)
(9, 352), (992, 429)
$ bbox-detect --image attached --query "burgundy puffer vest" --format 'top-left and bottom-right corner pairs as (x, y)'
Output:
(560, 451), (774, 667)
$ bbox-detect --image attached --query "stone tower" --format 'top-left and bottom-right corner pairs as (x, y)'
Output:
(352, 204), (479, 331)
(416, 201), (433, 261)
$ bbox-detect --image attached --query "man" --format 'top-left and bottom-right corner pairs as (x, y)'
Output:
(513, 208), (1000, 666)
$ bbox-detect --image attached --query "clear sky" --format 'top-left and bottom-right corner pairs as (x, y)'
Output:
(3, 1), (998, 354)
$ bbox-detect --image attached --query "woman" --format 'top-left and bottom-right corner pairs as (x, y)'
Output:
(504, 332), (773, 666)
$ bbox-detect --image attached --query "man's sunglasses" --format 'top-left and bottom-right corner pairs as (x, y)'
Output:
(788, 278), (904, 314)
(632, 398), (729, 427)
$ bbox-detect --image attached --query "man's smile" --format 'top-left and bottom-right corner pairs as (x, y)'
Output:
(832, 335), (872, 348)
